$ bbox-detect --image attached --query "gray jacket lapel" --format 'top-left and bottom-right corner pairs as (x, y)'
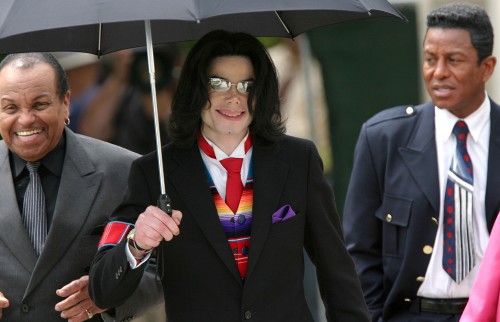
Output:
(0, 142), (38, 272)
(25, 129), (102, 296)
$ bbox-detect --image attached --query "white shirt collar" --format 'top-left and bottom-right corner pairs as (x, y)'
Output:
(201, 131), (250, 160)
(435, 93), (490, 144)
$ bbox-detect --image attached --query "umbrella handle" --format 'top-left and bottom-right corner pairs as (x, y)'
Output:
(157, 194), (172, 215)
(156, 193), (172, 280)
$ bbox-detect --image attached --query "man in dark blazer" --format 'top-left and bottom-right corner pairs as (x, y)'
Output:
(89, 30), (370, 322)
(343, 3), (499, 322)
(0, 53), (161, 321)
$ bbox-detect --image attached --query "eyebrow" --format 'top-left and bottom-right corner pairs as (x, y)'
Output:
(210, 75), (254, 82)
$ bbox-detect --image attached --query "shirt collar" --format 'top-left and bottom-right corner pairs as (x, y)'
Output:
(12, 132), (66, 178)
(435, 93), (490, 144)
(202, 131), (251, 160)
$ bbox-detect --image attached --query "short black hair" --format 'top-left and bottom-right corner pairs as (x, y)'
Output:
(168, 30), (285, 148)
(426, 3), (494, 63)
(0, 52), (70, 102)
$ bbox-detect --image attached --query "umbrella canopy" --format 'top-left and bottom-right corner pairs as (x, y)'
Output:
(0, 0), (405, 55)
(0, 0), (406, 210)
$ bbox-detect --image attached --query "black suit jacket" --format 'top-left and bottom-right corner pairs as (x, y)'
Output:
(343, 100), (500, 321)
(90, 135), (370, 322)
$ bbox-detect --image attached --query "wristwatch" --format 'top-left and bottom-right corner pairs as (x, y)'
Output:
(127, 228), (153, 253)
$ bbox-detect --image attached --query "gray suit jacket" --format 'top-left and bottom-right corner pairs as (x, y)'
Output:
(343, 100), (500, 321)
(0, 128), (162, 322)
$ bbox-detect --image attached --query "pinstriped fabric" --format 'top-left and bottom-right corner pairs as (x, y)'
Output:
(22, 161), (47, 256)
(443, 121), (475, 283)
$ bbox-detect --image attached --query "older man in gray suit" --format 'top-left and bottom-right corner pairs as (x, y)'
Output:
(0, 53), (161, 321)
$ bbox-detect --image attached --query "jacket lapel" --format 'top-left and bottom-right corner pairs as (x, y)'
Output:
(399, 103), (440, 214)
(169, 146), (243, 282)
(169, 142), (289, 282)
(245, 143), (289, 279)
(25, 129), (102, 297)
(0, 142), (38, 272)
(485, 100), (500, 231)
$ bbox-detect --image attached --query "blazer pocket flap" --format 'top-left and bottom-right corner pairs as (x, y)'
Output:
(374, 194), (412, 227)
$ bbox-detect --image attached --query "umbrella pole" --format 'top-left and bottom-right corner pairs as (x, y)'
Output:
(145, 20), (172, 215)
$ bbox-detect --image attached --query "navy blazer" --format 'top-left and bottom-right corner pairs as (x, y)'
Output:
(343, 100), (500, 321)
(90, 135), (370, 322)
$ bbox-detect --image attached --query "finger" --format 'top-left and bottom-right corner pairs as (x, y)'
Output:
(66, 305), (107, 322)
(56, 275), (88, 298)
(162, 213), (182, 239)
(135, 207), (181, 245)
(59, 297), (93, 320)
(0, 292), (9, 309)
(55, 276), (89, 312)
(146, 209), (181, 242)
(171, 210), (183, 225)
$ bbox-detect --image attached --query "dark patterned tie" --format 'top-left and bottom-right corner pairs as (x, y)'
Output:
(22, 161), (47, 256)
(442, 121), (475, 283)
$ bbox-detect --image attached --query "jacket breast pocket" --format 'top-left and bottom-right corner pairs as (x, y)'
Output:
(375, 194), (412, 257)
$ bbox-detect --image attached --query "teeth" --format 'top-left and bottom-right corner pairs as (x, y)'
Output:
(221, 111), (242, 117)
(17, 129), (42, 136)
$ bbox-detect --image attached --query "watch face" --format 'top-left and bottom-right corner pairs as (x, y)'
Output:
(127, 228), (136, 241)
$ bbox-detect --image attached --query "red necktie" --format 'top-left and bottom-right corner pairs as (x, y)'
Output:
(220, 158), (244, 213)
(197, 131), (252, 213)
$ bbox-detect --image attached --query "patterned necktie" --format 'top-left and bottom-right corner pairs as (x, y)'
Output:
(442, 121), (475, 283)
(22, 161), (47, 256)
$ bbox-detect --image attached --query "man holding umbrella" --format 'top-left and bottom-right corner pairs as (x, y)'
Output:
(89, 30), (370, 321)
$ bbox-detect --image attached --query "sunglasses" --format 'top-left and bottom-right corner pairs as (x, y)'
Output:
(208, 77), (253, 94)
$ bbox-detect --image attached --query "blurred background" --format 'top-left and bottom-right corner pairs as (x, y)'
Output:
(1, 0), (498, 321)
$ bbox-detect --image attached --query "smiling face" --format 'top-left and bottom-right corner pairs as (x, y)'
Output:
(201, 55), (254, 152)
(0, 62), (70, 161)
(422, 27), (496, 118)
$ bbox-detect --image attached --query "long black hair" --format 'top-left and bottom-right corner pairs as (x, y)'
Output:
(168, 30), (285, 148)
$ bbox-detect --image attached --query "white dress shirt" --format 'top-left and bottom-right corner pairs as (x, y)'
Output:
(418, 95), (490, 298)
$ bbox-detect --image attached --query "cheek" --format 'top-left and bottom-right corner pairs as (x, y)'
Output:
(0, 115), (13, 135)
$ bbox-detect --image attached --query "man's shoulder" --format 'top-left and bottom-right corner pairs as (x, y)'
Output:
(75, 133), (139, 160)
(365, 103), (431, 128)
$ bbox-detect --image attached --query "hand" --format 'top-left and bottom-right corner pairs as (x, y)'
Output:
(133, 206), (183, 251)
(0, 291), (10, 319)
(55, 275), (105, 321)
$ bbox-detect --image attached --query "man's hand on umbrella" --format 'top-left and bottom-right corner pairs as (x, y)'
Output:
(0, 291), (10, 319)
(132, 206), (183, 254)
(55, 275), (105, 321)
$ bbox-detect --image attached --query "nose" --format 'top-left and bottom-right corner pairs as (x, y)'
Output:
(18, 109), (37, 125)
(433, 58), (450, 79)
(224, 86), (242, 103)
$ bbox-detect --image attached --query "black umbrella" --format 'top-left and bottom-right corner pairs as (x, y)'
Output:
(0, 0), (406, 212)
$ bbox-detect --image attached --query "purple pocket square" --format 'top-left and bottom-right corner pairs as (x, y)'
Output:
(272, 205), (296, 224)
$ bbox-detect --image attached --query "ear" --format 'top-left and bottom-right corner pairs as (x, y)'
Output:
(481, 55), (497, 83)
(63, 91), (71, 118)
